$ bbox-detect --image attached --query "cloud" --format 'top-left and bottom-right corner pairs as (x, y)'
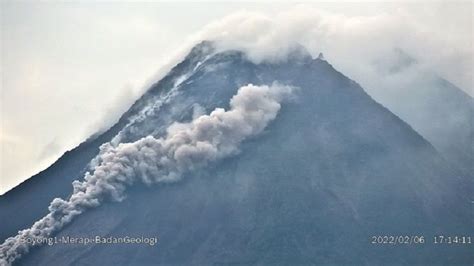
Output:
(184, 6), (471, 93)
(0, 83), (293, 264)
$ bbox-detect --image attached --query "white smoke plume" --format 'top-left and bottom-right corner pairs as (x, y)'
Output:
(0, 83), (293, 265)
(156, 6), (470, 95)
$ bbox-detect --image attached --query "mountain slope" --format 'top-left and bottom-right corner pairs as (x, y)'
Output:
(373, 76), (473, 175)
(367, 50), (473, 176)
(2, 42), (473, 265)
(0, 42), (214, 243)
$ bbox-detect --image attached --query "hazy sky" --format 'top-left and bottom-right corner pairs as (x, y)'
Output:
(1, 1), (472, 195)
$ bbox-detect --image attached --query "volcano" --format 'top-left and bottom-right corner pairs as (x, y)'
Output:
(1, 41), (472, 265)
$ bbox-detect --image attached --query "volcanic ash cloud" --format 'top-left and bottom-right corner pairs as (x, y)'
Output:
(0, 83), (294, 265)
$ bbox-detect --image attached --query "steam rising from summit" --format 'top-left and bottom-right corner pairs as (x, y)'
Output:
(181, 7), (471, 94)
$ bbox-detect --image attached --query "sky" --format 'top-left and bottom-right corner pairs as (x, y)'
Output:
(0, 1), (472, 195)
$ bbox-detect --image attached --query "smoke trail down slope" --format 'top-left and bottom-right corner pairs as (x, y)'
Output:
(0, 83), (293, 265)
(110, 49), (217, 147)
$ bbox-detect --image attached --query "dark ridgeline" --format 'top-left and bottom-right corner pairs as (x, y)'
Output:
(2, 41), (472, 265)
